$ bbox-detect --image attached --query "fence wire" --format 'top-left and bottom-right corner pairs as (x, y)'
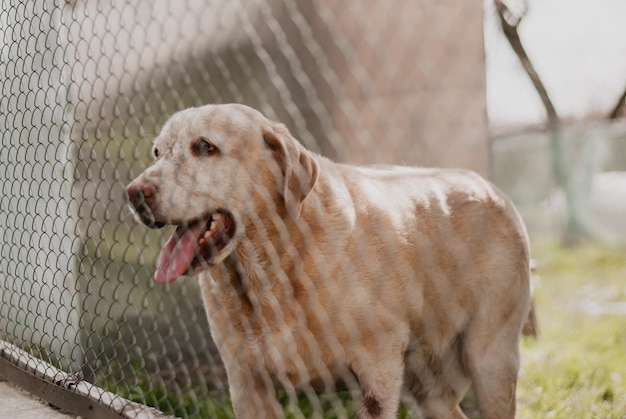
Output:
(1, 1), (492, 418)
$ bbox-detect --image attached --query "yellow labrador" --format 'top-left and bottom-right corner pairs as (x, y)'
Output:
(126, 104), (532, 419)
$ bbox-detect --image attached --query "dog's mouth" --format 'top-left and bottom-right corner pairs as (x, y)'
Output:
(154, 210), (236, 283)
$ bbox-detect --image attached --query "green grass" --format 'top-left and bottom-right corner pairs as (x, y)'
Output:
(101, 373), (419, 418)
(518, 241), (626, 419)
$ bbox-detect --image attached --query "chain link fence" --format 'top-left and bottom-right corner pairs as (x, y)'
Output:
(1, 1), (494, 417)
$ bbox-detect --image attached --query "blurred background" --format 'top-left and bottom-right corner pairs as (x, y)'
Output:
(1, 0), (625, 417)
(487, 0), (626, 246)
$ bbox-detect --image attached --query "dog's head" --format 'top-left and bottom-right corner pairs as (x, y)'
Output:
(125, 104), (319, 283)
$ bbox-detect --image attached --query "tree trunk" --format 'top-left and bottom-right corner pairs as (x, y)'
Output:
(494, 0), (590, 243)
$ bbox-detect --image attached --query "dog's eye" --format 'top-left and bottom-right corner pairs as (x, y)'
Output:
(192, 138), (219, 157)
(153, 146), (160, 160)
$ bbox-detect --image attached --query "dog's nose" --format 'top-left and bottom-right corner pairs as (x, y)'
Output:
(126, 181), (165, 228)
(126, 181), (157, 210)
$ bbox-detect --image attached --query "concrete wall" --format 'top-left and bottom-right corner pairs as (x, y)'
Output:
(0, 2), (80, 370)
(68, 0), (488, 172)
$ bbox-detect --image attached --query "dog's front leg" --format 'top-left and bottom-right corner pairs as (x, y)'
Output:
(229, 370), (283, 419)
(351, 352), (405, 419)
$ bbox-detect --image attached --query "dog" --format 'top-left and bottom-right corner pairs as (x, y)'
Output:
(126, 103), (532, 419)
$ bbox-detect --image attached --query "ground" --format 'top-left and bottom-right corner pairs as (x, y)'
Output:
(516, 240), (626, 419)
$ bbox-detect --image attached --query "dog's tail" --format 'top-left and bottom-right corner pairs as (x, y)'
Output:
(521, 259), (539, 337)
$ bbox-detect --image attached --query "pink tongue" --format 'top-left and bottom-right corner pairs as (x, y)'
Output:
(155, 222), (207, 283)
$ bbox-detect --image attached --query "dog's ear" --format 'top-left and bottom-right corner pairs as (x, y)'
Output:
(263, 123), (319, 219)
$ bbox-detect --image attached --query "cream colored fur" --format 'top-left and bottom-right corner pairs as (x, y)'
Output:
(127, 103), (532, 419)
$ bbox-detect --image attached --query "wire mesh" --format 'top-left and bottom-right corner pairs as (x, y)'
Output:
(0, 1), (501, 418)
